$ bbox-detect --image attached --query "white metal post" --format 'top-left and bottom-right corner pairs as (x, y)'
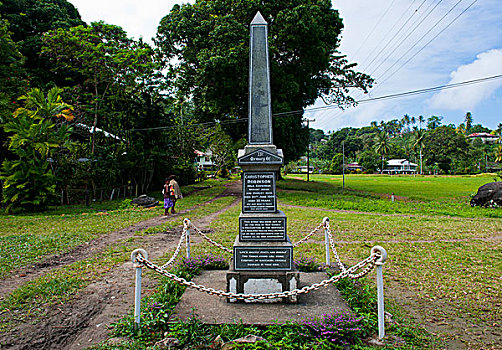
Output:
(131, 249), (148, 329)
(134, 266), (142, 326)
(184, 218), (191, 258)
(371, 246), (388, 339)
(323, 217), (330, 266)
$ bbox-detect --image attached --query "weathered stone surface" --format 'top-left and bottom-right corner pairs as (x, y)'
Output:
(131, 194), (159, 208)
(470, 182), (502, 207)
(248, 12), (272, 145)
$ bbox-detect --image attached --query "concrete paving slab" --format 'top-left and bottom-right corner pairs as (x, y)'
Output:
(174, 270), (350, 325)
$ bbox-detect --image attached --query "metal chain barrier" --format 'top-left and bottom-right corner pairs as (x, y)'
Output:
(292, 221), (324, 247)
(325, 219), (377, 279)
(188, 221), (233, 253)
(160, 230), (186, 269)
(135, 252), (378, 300)
(186, 218), (326, 252)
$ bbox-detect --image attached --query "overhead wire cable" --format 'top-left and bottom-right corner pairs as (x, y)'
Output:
(350, 0), (398, 60)
(376, 0), (478, 88)
(361, 0), (427, 72)
(125, 72), (500, 132)
(368, 0), (446, 77)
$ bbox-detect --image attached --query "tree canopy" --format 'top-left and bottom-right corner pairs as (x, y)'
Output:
(0, 0), (84, 87)
(155, 0), (373, 162)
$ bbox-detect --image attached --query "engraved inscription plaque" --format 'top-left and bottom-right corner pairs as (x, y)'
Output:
(242, 172), (276, 212)
(239, 217), (286, 241)
(234, 247), (292, 270)
(238, 149), (283, 165)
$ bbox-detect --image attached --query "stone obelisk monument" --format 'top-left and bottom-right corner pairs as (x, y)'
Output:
(226, 12), (299, 303)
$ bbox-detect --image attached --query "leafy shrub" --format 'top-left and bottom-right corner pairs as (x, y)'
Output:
(178, 254), (229, 273)
(302, 310), (363, 346)
(119, 198), (132, 209)
(294, 254), (322, 272)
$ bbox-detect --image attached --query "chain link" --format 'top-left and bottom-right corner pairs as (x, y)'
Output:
(292, 221), (324, 247)
(160, 230), (186, 269)
(136, 217), (381, 300)
(325, 220), (380, 279)
(189, 222), (233, 253)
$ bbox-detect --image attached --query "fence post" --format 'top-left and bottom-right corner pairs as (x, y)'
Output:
(131, 249), (148, 329)
(371, 246), (388, 339)
(184, 218), (191, 258)
(322, 217), (330, 266)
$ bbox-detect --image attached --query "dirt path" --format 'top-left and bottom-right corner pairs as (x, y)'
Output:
(0, 181), (242, 350)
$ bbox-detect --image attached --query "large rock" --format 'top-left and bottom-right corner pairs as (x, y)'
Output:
(131, 194), (159, 208)
(470, 182), (502, 207)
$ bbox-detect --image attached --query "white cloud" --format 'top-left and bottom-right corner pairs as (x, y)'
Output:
(430, 49), (502, 110)
(69, 0), (189, 43)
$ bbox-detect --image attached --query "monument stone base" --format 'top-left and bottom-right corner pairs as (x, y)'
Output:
(226, 269), (300, 304)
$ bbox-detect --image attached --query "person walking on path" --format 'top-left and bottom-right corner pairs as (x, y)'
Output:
(163, 178), (175, 216)
(168, 175), (183, 214)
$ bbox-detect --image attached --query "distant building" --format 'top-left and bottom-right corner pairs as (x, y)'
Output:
(296, 165), (314, 173)
(194, 150), (215, 171)
(467, 133), (498, 144)
(345, 162), (363, 172)
(383, 159), (417, 175)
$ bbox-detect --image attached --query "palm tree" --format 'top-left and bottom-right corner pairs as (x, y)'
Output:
(402, 114), (410, 133)
(374, 130), (391, 173)
(496, 145), (502, 163)
(464, 112), (473, 133)
(496, 123), (502, 144)
(418, 115), (425, 130)
(413, 128), (426, 174)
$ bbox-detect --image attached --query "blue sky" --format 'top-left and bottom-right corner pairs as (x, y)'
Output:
(70, 0), (502, 132)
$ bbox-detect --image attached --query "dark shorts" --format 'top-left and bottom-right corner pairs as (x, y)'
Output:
(164, 198), (174, 208)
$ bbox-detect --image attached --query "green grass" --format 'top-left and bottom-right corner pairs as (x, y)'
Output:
(0, 179), (229, 279)
(3, 175), (501, 349)
(184, 180), (501, 349)
(0, 243), (133, 333)
(0, 179), (234, 331)
(279, 174), (502, 218)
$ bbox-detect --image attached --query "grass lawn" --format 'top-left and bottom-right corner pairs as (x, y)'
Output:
(2, 174), (501, 349)
(279, 173), (501, 218)
(186, 174), (501, 349)
(0, 179), (230, 279)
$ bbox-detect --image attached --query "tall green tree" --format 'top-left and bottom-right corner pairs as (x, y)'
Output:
(374, 130), (391, 173)
(413, 128), (426, 174)
(0, 14), (26, 118)
(155, 0), (373, 162)
(0, 0), (84, 87)
(42, 22), (157, 153)
(427, 115), (442, 130)
(1, 87), (73, 212)
(464, 112), (473, 133)
(423, 126), (469, 173)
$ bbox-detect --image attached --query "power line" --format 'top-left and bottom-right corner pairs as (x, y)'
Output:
(125, 73), (501, 132)
(307, 73), (502, 129)
(376, 0), (475, 88)
(368, 0), (447, 77)
(350, 0), (398, 60)
(361, 0), (427, 72)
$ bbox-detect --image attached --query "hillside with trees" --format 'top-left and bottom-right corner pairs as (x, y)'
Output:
(291, 114), (502, 175)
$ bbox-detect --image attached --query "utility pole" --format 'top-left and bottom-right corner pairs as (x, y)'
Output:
(342, 140), (345, 191)
(304, 118), (315, 182)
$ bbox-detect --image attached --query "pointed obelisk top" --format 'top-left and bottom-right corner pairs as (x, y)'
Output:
(248, 11), (272, 145)
(251, 11), (267, 26)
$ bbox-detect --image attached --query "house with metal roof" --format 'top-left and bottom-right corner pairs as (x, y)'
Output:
(383, 159), (417, 175)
